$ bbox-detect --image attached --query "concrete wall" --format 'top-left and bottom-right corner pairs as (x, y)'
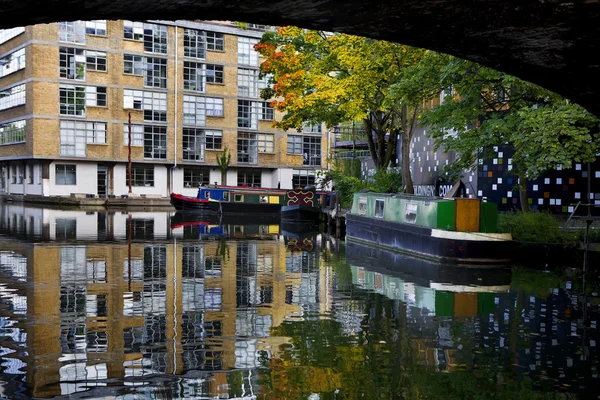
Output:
(48, 162), (97, 196)
(113, 164), (169, 196)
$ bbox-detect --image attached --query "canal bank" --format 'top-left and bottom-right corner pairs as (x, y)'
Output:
(0, 193), (174, 209)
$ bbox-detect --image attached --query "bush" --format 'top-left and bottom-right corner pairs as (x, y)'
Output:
(498, 211), (578, 245)
(371, 169), (403, 193)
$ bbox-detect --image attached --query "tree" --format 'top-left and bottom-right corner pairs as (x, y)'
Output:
(216, 146), (232, 186)
(255, 27), (439, 194)
(417, 54), (600, 211)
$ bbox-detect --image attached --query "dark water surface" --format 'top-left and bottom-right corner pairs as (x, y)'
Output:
(0, 204), (599, 399)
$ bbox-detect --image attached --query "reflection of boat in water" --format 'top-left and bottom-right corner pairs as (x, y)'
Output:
(345, 240), (511, 290)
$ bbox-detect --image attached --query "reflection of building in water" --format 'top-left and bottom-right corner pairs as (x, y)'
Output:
(0, 233), (330, 398)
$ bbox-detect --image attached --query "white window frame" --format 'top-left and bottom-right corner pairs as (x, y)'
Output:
(59, 21), (85, 44)
(205, 97), (224, 117)
(86, 50), (107, 72)
(0, 27), (25, 45)
(238, 37), (259, 66)
(0, 48), (26, 79)
(0, 120), (26, 145)
(183, 95), (206, 126)
(0, 84), (26, 111)
(237, 100), (259, 130)
(237, 68), (259, 98)
(85, 21), (107, 36)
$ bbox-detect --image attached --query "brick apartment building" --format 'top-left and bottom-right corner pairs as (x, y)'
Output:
(0, 21), (327, 198)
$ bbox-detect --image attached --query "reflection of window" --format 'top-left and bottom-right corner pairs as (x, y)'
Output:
(374, 199), (385, 218)
(204, 288), (222, 311)
(358, 197), (367, 216)
(126, 218), (155, 240)
(56, 164), (76, 185)
(55, 218), (77, 239)
(205, 256), (222, 277)
(86, 259), (107, 283)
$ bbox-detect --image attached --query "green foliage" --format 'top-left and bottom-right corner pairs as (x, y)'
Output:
(498, 211), (579, 245)
(371, 168), (403, 193)
(216, 146), (231, 174)
(331, 172), (370, 209)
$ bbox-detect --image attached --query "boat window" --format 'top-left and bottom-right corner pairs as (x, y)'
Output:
(260, 195), (268, 203)
(223, 192), (229, 201)
(204, 191), (210, 199)
(374, 199), (385, 218)
(234, 194), (244, 202)
(358, 197), (367, 216)
(405, 203), (418, 224)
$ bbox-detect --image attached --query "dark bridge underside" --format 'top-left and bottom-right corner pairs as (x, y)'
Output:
(1, 0), (599, 115)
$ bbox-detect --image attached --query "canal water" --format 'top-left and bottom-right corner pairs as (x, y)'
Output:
(0, 204), (598, 399)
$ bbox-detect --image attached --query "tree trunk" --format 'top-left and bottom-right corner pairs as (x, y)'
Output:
(221, 171), (227, 186)
(401, 132), (414, 194)
(518, 171), (531, 212)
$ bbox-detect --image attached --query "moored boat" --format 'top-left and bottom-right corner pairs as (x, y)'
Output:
(346, 192), (513, 265)
(170, 192), (211, 211)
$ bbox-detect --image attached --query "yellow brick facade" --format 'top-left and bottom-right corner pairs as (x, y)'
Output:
(0, 20), (328, 196)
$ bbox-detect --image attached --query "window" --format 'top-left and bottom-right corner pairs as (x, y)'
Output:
(260, 102), (274, 120)
(0, 120), (26, 145)
(56, 164), (77, 185)
(123, 54), (143, 75)
(0, 84), (26, 111)
(206, 32), (224, 51)
(292, 169), (316, 188)
(237, 132), (258, 164)
(374, 199), (385, 218)
(206, 130), (222, 150)
(130, 165), (154, 187)
(59, 21), (85, 44)
(183, 62), (205, 92)
(124, 90), (167, 122)
(60, 120), (107, 157)
(303, 136), (321, 166)
(238, 37), (259, 66)
(85, 20), (106, 35)
(144, 57), (167, 89)
(0, 27), (25, 45)
(28, 164), (34, 184)
(405, 203), (418, 224)
(287, 135), (302, 154)
(16, 165), (23, 184)
(85, 86), (107, 107)
(183, 96), (206, 126)
(10, 165), (16, 184)
(237, 68), (259, 97)
(206, 64), (224, 84)
(0, 48), (26, 79)
(184, 29), (206, 59)
(358, 197), (367, 216)
(123, 20), (144, 40)
(59, 85), (86, 116)
(237, 100), (259, 129)
(205, 97), (224, 117)
(257, 133), (274, 153)
(237, 171), (261, 187)
(59, 47), (86, 80)
(183, 167), (210, 188)
(144, 24), (168, 54)
(123, 124), (144, 146)
(182, 128), (205, 161)
(303, 123), (322, 134)
(143, 125), (167, 159)
(86, 51), (107, 72)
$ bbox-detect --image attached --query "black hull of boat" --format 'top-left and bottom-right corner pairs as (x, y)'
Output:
(346, 213), (513, 265)
(170, 194), (211, 211)
(280, 204), (320, 221)
(209, 201), (282, 214)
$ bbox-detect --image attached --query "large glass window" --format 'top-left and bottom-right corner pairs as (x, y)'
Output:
(257, 134), (274, 153)
(183, 96), (206, 126)
(237, 132), (258, 164)
(123, 90), (167, 122)
(303, 123), (322, 134)
(130, 165), (154, 187)
(303, 136), (322, 166)
(143, 126), (167, 159)
(56, 164), (77, 185)
(86, 51), (107, 72)
(237, 68), (259, 98)
(0, 48), (26, 79)
(59, 85), (86, 116)
(124, 21), (168, 54)
(123, 21), (144, 40)
(183, 167), (210, 188)
(60, 120), (107, 157)
(206, 64), (224, 84)
(184, 29), (206, 59)
(0, 84), (26, 111)
(59, 21), (85, 44)
(287, 135), (302, 154)
(237, 37), (259, 66)
(205, 97), (224, 117)
(59, 47), (86, 80)
(123, 54), (144, 75)
(237, 100), (259, 130)
(237, 171), (261, 187)
(85, 20), (107, 36)
(144, 57), (167, 89)
(206, 130), (222, 150)
(292, 169), (316, 188)
(183, 62), (205, 92)
(206, 32), (224, 51)
(260, 102), (274, 121)
(0, 120), (26, 145)
(182, 128), (205, 161)
(85, 86), (107, 107)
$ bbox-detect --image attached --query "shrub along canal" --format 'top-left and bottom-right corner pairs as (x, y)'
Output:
(0, 203), (598, 399)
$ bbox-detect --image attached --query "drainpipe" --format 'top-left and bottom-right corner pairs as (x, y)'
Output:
(172, 25), (179, 194)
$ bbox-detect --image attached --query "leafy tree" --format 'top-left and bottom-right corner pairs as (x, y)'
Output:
(216, 146), (232, 186)
(256, 27), (439, 194)
(417, 54), (600, 211)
